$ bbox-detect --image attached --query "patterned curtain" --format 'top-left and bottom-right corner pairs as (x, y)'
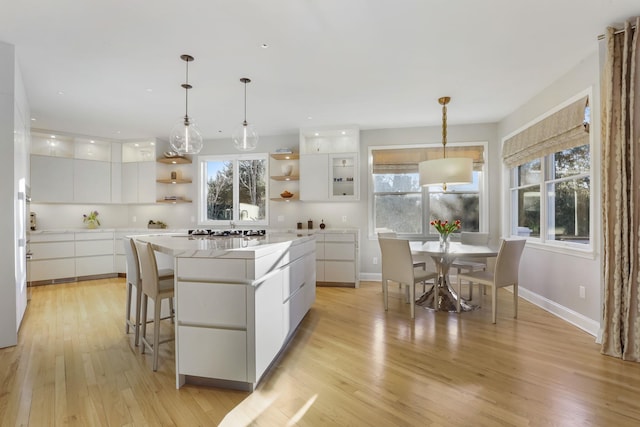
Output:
(601, 17), (640, 360)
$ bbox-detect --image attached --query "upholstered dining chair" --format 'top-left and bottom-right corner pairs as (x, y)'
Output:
(135, 240), (175, 371)
(378, 231), (428, 270)
(451, 232), (490, 299)
(456, 238), (526, 323)
(379, 237), (438, 318)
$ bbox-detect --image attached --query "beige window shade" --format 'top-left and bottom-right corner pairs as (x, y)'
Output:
(502, 96), (589, 168)
(372, 145), (484, 174)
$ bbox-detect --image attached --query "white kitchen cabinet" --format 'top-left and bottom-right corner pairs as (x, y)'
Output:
(299, 126), (359, 201)
(74, 159), (111, 203)
(121, 161), (156, 204)
(74, 231), (114, 277)
(299, 153), (329, 201)
(30, 155), (74, 203)
(314, 230), (359, 287)
(28, 232), (75, 282)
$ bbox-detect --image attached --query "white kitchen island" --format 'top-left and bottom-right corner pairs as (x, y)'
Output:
(134, 232), (316, 391)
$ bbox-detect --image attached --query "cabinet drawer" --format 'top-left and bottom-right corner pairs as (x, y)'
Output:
(75, 255), (114, 276)
(29, 259), (75, 281)
(177, 281), (247, 327)
(75, 240), (114, 256)
(29, 233), (73, 243)
(324, 242), (355, 261)
(75, 231), (114, 241)
(324, 233), (355, 242)
(324, 260), (355, 282)
(178, 326), (247, 381)
(30, 241), (74, 259)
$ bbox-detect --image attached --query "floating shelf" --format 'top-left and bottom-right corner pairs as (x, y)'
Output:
(270, 153), (299, 161)
(270, 195), (299, 201)
(270, 175), (299, 181)
(157, 156), (191, 164)
(156, 199), (192, 204)
(156, 178), (193, 184)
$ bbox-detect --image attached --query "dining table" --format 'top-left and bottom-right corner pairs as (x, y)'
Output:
(410, 240), (498, 312)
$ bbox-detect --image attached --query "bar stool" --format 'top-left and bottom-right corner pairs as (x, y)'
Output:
(134, 240), (175, 371)
(124, 238), (174, 346)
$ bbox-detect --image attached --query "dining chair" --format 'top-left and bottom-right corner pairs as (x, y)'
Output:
(379, 237), (438, 318)
(456, 239), (526, 323)
(135, 240), (176, 371)
(451, 232), (490, 299)
(378, 232), (427, 270)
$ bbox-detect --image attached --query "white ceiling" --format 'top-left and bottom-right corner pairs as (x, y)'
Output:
(1, 1), (638, 141)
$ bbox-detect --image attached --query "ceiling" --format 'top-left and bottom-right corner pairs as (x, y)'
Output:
(1, 1), (638, 142)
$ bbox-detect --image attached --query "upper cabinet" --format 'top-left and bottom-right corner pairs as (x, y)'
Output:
(121, 140), (157, 204)
(30, 132), (112, 203)
(299, 126), (359, 201)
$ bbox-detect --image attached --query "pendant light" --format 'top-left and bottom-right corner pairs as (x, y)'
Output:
(232, 77), (258, 151)
(419, 96), (472, 191)
(169, 54), (203, 155)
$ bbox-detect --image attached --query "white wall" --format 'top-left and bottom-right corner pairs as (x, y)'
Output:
(497, 51), (601, 336)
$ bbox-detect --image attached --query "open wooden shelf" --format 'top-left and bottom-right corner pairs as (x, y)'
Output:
(157, 156), (191, 164)
(156, 178), (192, 184)
(270, 195), (299, 201)
(270, 175), (299, 181)
(270, 153), (299, 161)
(156, 198), (192, 204)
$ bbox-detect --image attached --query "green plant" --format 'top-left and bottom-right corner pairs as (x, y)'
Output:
(83, 210), (100, 225)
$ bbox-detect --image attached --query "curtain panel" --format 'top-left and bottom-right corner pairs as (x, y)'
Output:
(601, 17), (640, 361)
(502, 96), (589, 168)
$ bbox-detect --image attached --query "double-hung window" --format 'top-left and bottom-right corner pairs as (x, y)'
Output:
(505, 94), (591, 249)
(197, 154), (268, 226)
(370, 143), (486, 238)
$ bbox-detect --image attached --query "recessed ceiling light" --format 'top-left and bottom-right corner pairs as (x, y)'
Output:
(307, 116), (313, 120)
(90, 140), (95, 143)
(314, 133), (319, 136)
(150, 142), (155, 146)
(50, 135), (56, 138)
(57, 91), (64, 95)
(341, 131), (346, 135)
(30, 117), (36, 121)
(134, 143), (139, 147)
(146, 88), (153, 92)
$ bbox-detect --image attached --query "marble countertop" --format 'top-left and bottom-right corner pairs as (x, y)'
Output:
(134, 232), (316, 259)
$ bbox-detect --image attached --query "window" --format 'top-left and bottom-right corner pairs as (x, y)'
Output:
(198, 154), (268, 225)
(370, 144), (486, 238)
(506, 94), (591, 248)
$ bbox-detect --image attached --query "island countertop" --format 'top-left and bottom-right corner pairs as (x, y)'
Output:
(133, 231), (316, 259)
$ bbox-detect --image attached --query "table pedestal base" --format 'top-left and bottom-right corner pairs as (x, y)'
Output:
(416, 279), (478, 312)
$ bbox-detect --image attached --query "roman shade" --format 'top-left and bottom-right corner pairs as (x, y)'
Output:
(372, 145), (484, 174)
(502, 96), (589, 168)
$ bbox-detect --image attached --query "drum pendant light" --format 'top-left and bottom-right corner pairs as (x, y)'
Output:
(232, 77), (259, 151)
(169, 54), (203, 155)
(419, 96), (472, 191)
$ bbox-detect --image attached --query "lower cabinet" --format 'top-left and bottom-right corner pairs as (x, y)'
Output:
(174, 238), (316, 390)
(75, 231), (114, 277)
(315, 230), (359, 287)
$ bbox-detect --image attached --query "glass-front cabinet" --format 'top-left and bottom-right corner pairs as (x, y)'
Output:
(329, 153), (358, 200)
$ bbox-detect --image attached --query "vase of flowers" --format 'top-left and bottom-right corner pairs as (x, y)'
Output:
(83, 210), (100, 229)
(431, 219), (461, 250)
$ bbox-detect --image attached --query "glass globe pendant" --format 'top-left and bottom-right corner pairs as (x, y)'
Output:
(169, 54), (203, 155)
(232, 77), (259, 151)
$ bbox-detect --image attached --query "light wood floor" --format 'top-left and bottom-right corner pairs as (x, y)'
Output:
(2, 278), (640, 426)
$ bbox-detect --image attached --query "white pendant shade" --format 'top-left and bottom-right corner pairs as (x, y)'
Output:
(170, 118), (203, 155)
(419, 157), (473, 187)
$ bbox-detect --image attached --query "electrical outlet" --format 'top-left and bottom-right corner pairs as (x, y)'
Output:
(132, 216), (136, 222)
(342, 215), (347, 222)
(579, 286), (586, 299)
(373, 257), (378, 265)
(277, 215), (284, 222)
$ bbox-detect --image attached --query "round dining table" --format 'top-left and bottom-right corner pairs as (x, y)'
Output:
(410, 240), (498, 312)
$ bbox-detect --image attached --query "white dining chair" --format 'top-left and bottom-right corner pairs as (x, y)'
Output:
(451, 232), (490, 299)
(378, 232), (428, 270)
(379, 237), (438, 318)
(456, 239), (526, 323)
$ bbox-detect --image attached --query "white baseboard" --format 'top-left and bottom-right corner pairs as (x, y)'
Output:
(359, 272), (601, 338)
(518, 287), (600, 337)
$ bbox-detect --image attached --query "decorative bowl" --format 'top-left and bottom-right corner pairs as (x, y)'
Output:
(280, 191), (294, 198)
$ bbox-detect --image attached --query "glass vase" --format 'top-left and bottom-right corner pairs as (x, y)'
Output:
(438, 233), (450, 251)
(86, 220), (98, 229)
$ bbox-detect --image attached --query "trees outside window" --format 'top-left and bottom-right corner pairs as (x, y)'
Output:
(199, 155), (267, 225)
